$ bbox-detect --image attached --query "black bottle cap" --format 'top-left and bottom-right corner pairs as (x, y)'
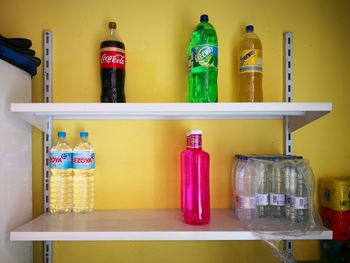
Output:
(246, 25), (254, 32)
(109, 22), (116, 29)
(200, 14), (209, 22)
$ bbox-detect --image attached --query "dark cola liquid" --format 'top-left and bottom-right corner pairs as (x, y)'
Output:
(100, 40), (126, 103)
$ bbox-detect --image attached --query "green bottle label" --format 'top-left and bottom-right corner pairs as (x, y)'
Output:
(189, 45), (218, 70)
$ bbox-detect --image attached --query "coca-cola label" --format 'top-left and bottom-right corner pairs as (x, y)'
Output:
(100, 47), (125, 69)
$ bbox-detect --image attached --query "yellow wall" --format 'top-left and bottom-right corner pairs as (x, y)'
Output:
(1, 0), (349, 262)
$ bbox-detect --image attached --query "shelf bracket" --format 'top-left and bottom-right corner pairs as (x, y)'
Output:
(283, 31), (294, 258)
(43, 30), (53, 263)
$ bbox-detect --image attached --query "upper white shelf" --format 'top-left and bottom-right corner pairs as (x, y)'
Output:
(10, 209), (332, 241)
(10, 102), (332, 132)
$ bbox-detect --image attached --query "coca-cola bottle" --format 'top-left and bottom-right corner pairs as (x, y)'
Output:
(100, 21), (126, 102)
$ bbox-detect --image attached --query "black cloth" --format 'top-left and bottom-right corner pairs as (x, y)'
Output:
(0, 34), (41, 76)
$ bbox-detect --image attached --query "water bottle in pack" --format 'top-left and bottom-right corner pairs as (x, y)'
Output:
(234, 155), (257, 221)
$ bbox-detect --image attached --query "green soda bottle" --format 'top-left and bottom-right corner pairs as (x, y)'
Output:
(188, 14), (218, 102)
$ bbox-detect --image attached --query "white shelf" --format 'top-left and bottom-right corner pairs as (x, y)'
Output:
(10, 102), (332, 132)
(10, 209), (332, 241)
(9, 103), (333, 243)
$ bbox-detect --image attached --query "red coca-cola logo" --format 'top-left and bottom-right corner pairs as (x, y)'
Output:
(101, 53), (124, 65)
(100, 48), (125, 69)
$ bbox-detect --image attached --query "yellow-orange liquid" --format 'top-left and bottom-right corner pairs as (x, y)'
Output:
(50, 170), (72, 213)
(72, 170), (94, 213)
(239, 32), (263, 102)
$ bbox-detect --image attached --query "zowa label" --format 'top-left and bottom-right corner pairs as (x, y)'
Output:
(73, 152), (95, 170)
(50, 152), (72, 169)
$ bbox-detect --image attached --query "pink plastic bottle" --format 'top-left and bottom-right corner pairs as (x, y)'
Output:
(180, 130), (210, 225)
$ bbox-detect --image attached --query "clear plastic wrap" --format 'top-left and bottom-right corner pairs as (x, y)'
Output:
(232, 155), (323, 263)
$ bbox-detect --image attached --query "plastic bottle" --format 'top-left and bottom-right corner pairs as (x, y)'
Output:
(284, 163), (295, 219)
(188, 14), (218, 102)
(72, 132), (95, 213)
(100, 21), (126, 103)
(234, 156), (257, 221)
(49, 131), (72, 214)
(181, 130), (210, 225)
(269, 160), (285, 218)
(289, 160), (309, 223)
(239, 25), (263, 102)
(232, 155), (243, 218)
(255, 158), (269, 218)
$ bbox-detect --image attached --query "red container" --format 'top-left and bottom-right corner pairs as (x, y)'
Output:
(321, 206), (350, 241)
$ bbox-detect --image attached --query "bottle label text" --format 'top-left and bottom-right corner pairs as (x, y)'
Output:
(100, 47), (125, 69)
(50, 152), (72, 169)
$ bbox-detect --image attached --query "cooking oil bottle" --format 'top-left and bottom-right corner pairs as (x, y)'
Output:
(49, 131), (73, 213)
(72, 132), (95, 213)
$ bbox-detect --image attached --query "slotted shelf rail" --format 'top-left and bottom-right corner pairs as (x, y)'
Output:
(10, 102), (332, 241)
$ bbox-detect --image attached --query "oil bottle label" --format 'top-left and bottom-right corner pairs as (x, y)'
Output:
(240, 49), (262, 73)
(50, 152), (72, 169)
(100, 47), (125, 69)
(189, 45), (218, 70)
(73, 152), (95, 170)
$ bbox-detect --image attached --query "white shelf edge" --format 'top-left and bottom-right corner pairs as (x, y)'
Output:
(10, 231), (332, 242)
(10, 102), (332, 132)
(10, 209), (332, 241)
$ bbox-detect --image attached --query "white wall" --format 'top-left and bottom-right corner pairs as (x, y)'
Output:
(0, 59), (32, 263)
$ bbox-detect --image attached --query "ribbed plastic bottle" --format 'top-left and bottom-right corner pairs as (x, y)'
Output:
(49, 131), (72, 214)
(181, 130), (210, 225)
(234, 155), (257, 221)
(255, 158), (269, 218)
(72, 132), (95, 213)
(188, 14), (218, 102)
(269, 160), (285, 218)
(284, 161), (295, 219)
(289, 160), (309, 223)
(239, 25), (263, 102)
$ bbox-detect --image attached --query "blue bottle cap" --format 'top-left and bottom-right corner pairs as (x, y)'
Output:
(200, 14), (209, 22)
(246, 25), (254, 32)
(80, 132), (88, 138)
(57, 131), (66, 138)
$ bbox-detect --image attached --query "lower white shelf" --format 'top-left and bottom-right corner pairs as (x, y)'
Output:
(10, 209), (332, 241)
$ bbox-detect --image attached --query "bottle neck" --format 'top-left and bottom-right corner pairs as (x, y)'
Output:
(80, 136), (88, 143)
(109, 28), (116, 37)
(106, 28), (117, 41)
(58, 137), (66, 142)
(186, 134), (202, 149)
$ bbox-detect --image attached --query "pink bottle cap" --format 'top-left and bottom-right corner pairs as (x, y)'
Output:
(186, 130), (202, 149)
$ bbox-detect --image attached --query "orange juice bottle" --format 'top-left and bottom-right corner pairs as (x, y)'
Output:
(239, 25), (263, 102)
